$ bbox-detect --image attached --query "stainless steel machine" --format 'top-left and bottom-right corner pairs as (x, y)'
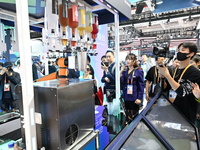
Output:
(0, 112), (21, 141)
(17, 79), (95, 150)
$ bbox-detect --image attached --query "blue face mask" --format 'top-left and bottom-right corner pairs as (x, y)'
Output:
(177, 52), (190, 61)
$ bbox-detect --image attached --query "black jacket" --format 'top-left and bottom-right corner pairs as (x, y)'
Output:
(0, 71), (21, 100)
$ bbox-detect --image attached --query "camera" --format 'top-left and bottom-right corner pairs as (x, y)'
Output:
(101, 62), (109, 67)
(153, 47), (169, 57)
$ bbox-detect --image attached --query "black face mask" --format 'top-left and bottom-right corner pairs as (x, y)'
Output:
(177, 52), (190, 61)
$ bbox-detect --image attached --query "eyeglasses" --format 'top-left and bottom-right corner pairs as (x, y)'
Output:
(86, 68), (90, 71)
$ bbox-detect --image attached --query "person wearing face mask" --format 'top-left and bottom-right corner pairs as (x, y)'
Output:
(158, 42), (200, 124)
(0, 62), (21, 113)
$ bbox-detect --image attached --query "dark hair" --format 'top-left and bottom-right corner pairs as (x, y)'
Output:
(178, 42), (198, 59)
(192, 55), (200, 64)
(87, 64), (94, 79)
(106, 50), (114, 56)
(125, 53), (138, 68)
(3, 62), (13, 68)
(101, 55), (106, 60)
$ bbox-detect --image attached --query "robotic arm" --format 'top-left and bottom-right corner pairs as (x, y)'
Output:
(35, 58), (69, 82)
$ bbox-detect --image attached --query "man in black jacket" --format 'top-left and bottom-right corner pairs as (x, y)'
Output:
(0, 62), (21, 112)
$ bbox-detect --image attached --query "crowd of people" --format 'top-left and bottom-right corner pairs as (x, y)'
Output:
(1, 42), (200, 133)
(99, 42), (200, 127)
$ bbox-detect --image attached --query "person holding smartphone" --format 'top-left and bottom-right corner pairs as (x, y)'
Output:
(101, 50), (116, 114)
(158, 42), (200, 124)
(0, 62), (21, 112)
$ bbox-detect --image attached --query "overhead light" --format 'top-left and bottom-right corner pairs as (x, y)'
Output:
(156, 0), (163, 5)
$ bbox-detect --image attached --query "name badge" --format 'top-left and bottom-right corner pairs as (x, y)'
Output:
(127, 85), (133, 94)
(4, 83), (10, 91)
(169, 89), (177, 103)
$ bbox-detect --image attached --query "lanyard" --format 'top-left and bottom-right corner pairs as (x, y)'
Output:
(173, 64), (191, 83)
(155, 67), (160, 83)
(4, 75), (11, 84)
(127, 69), (135, 84)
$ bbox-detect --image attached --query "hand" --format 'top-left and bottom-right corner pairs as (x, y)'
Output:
(120, 65), (127, 72)
(146, 93), (150, 102)
(192, 83), (200, 99)
(14, 143), (25, 150)
(0, 67), (7, 75)
(135, 99), (141, 105)
(157, 64), (170, 78)
(104, 77), (110, 83)
(101, 63), (108, 71)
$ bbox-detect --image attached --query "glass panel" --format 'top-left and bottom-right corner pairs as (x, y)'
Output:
(146, 95), (198, 150)
(121, 121), (167, 150)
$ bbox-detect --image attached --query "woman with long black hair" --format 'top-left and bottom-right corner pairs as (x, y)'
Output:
(120, 53), (144, 122)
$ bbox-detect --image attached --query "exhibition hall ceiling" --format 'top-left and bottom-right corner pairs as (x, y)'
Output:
(117, 0), (200, 49)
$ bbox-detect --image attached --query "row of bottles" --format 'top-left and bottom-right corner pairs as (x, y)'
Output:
(57, 0), (99, 52)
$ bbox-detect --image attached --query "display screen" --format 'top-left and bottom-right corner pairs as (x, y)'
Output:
(121, 121), (167, 150)
(0, 0), (44, 17)
(145, 95), (198, 150)
(0, 0), (37, 6)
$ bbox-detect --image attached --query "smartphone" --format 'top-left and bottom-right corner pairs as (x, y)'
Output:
(101, 62), (109, 67)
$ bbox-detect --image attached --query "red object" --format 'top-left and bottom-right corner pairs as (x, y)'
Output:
(92, 43), (97, 49)
(91, 24), (98, 39)
(95, 87), (104, 105)
(71, 40), (76, 47)
(91, 14), (98, 40)
(68, 4), (78, 36)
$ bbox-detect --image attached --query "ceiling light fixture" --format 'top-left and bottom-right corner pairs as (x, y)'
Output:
(156, 0), (163, 5)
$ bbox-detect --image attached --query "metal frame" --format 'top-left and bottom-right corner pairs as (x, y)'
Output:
(16, 0), (37, 150)
(14, 0), (123, 149)
(105, 92), (200, 150)
(93, 0), (120, 105)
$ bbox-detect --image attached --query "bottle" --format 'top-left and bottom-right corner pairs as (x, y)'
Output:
(7, 142), (14, 150)
(91, 13), (99, 41)
(85, 11), (93, 34)
(59, 3), (68, 27)
(59, 3), (69, 46)
(68, 3), (79, 37)
(77, 6), (86, 39)
(85, 11), (93, 43)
